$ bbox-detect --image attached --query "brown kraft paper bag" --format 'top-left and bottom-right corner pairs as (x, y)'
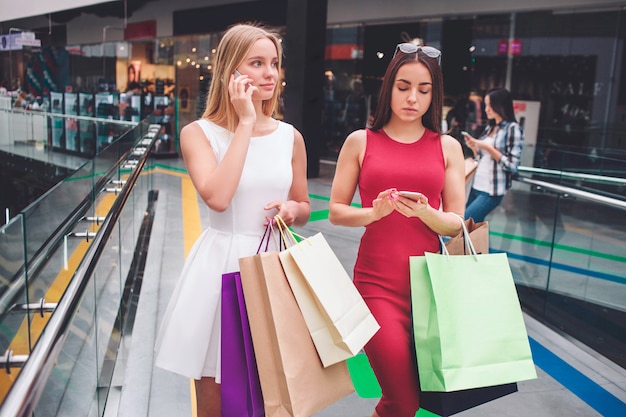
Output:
(238, 251), (354, 417)
(444, 218), (489, 255)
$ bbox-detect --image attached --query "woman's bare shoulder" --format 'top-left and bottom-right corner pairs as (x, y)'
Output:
(343, 128), (367, 147)
(180, 120), (203, 138)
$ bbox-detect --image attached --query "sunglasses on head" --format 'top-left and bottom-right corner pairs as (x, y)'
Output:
(393, 43), (441, 64)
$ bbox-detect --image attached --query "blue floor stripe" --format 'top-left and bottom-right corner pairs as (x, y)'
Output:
(530, 337), (626, 416)
(504, 251), (626, 285)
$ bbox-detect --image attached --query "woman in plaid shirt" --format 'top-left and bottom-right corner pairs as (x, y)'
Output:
(463, 87), (524, 222)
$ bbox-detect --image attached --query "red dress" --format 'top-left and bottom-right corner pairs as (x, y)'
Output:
(355, 128), (444, 417)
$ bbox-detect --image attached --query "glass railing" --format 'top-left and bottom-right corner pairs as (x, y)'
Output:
(0, 119), (160, 417)
(486, 152), (626, 368)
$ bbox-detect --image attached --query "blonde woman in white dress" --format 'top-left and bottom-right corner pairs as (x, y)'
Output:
(154, 23), (310, 417)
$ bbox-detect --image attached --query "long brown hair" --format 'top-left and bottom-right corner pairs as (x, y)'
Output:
(202, 23), (283, 131)
(485, 87), (517, 125)
(370, 47), (443, 135)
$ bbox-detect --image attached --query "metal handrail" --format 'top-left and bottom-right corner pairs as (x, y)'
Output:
(2, 107), (139, 127)
(518, 166), (626, 187)
(0, 125), (158, 417)
(516, 176), (626, 211)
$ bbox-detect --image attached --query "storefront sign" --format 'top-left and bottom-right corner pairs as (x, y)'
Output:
(0, 32), (41, 50)
(15, 32), (41, 47)
(497, 39), (522, 55)
(0, 33), (22, 51)
(325, 44), (363, 60)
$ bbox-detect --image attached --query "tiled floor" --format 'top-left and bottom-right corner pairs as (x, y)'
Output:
(113, 159), (626, 417)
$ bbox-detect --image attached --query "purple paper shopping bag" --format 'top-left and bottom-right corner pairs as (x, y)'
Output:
(221, 271), (264, 417)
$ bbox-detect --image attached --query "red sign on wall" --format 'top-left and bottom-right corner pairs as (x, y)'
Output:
(124, 20), (157, 40)
(325, 44), (363, 60)
(509, 39), (522, 55)
(514, 101), (527, 113)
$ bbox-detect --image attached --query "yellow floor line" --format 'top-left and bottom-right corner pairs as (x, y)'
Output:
(181, 175), (202, 417)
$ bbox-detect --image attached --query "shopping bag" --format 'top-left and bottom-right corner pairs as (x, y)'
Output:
(411, 215), (536, 392)
(274, 216), (379, 367)
(443, 217), (489, 255)
(239, 251), (354, 417)
(346, 353), (516, 416)
(221, 271), (264, 417)
(420, 383), (518, 416)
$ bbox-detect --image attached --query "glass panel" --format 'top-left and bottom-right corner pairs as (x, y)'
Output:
(0, 214), (27, 404)
(0, 107), (152, 412)
(22, 125), (154, 416)
(545, 194), (626, 366)
(92, 215), (123, 416)
(33, 275), (99, 417)
(21, 159), (95, 265)
(0, 215), (25, 302)
(489, 181), (554, 313)
(489, 155), (626, 368)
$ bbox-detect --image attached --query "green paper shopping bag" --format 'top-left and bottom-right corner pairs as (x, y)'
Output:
(410, 216), (536, 392)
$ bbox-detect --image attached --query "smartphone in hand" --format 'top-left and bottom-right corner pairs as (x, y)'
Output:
(397, 191), (423, 201)
(461, 131), (470, 138)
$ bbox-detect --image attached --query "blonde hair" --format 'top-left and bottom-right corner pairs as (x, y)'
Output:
(202, 23), (283, 131)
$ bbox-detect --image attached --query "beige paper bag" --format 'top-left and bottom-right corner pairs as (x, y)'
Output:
(278, 233), (379, 367)
(239, 252), (354, 417)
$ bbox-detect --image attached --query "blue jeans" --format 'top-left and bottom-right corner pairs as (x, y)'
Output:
(465, 188), (504, 222)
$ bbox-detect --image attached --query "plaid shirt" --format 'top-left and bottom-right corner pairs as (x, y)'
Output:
(475, 120), (524, 196)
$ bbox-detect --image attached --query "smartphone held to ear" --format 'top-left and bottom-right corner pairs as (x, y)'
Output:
(233, 69), (250, 91)
(461, 131), (470, 138)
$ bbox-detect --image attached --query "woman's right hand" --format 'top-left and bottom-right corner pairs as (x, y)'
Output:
(229, 72), (257, 125)
(371, 188), (397, 222)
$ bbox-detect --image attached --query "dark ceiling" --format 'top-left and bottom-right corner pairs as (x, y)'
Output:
(50, 0), (158, 24)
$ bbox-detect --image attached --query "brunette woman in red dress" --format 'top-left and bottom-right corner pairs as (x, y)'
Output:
(329, 43), (466, 417)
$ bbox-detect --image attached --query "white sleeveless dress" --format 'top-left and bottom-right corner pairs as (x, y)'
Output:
(154, 119), (294, 381)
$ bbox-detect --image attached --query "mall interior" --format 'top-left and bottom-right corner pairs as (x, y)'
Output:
(0, 1), (625, 416)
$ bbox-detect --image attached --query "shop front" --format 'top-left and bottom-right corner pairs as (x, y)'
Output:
(2, 4), (626, 172)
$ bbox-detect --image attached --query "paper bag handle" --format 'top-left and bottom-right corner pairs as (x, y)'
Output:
(256, 220), (284, 254)
(440, 213), (478, 259)
(274, 215), (307, 248)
